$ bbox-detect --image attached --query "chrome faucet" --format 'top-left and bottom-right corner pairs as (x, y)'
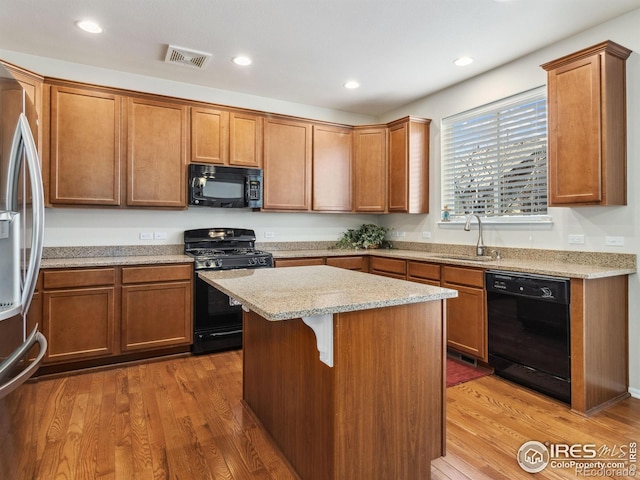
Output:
(464, 214), (485, 256)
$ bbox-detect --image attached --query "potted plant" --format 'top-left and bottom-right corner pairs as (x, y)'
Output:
(335, 224), (389, 249)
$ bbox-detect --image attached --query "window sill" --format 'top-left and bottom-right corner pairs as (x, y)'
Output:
(437, 215), (553, 228)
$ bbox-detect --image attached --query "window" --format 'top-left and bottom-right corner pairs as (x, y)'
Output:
(441, 87), (548, 220)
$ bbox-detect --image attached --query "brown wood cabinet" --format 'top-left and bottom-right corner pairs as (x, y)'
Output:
(229, 111), (263, 167)
(441, 265), (486, 361)
(190, 107), (263, 167)
(275, 257), (325, 268)
(353, 126), (387, 212)
(190, 106), (229, 165)
(407, 260), (440, 286)
(325, 256), (368, 272)
(127, 96), (187, 207)
(121, 264), (193, 352)
(542, 41), (631, 206)
(312, 124), (352, 211)
(49, 85), (122, 205)
(387, 116), (430, 213)
(369, 256), (406, 279)
(42, 268), (117, 363)
(263, 117), (313, 210)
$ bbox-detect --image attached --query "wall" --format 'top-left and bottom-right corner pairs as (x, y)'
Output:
(380, 9), (640, 395)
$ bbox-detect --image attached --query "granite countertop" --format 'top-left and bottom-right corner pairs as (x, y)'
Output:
(41, 254), (193, 269)
(198, 265), (458, 321)
(270, 248), (636, 279)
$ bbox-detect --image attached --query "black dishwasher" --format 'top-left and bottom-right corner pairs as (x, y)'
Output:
(486, 270), (571, 404)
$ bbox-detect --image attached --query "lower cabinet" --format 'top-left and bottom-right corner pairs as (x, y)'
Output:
(441, 265), (487, 361)
(369, 256), (406, 279)
(40, 263), (192, 368)
(274, 257), (325, 267)
(407, 260), (440, 286)
(121, 264), (193, 352)
(325, 255), (368, 272)
(42, 268), (117, 363)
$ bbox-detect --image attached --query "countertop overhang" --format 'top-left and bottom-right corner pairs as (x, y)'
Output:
(198, 265), (458, 321)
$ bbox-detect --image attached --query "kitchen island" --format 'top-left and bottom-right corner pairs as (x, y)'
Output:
(199, 265), (458, 480)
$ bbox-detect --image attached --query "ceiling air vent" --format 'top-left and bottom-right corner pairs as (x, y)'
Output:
(164, 45), (212, 70)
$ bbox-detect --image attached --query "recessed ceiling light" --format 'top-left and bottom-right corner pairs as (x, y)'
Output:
(232, 56), (252, 66)
(344, 80), (360, 89)
(76, 20), (103, 34)
(454, 56), (473, 67)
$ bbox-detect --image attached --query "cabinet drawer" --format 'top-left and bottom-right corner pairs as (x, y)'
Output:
(122, 264), (193, 284)
(369, 257), (406, 275)
(326, 256), (367, 271)
(275, 258), (325, 267)
(407, 261), (440, 282)
(442, 266), (484, 288)
(43, 268), (116, 289)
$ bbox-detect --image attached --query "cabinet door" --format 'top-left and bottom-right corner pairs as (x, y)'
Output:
(121, 281), (192, 352)
(312, 124), (352, 211)
(190, 106), (229, 164)
(49, 85), (122, 205)
(229, 111), (263, 167)
(544, 41), (630, 206)
(263, 117), (312, 210)
(274, 257), (325, 268)
(442, 281), (486, 360)
(388, 118), (429, 213)
(127, 97), (187, 207)
(353, 127), (387, 212)
(43, 287), (116, 363)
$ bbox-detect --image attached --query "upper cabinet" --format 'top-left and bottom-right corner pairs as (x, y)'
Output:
(126, 96), (187, 207)
(387, 116), (430, 213)
(49, 85), (122, 206)
(353, 125), (387, 212)
(312, 124), (352, 212)
(190, 107), (263, 168)
(47, 81), (187, 208)
(542, 41), (631, 206)
(263, 117), (313, 210)
(190, 106), (229, 165)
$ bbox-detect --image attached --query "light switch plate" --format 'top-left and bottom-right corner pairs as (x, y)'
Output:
(568, 234), (585, 244)
(605, 236), (624, 246)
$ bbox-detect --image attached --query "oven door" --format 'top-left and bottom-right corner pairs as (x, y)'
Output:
(192, 274), (243, 354)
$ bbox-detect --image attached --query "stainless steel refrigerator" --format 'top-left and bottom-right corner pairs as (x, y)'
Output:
(0, 63), (46, 400)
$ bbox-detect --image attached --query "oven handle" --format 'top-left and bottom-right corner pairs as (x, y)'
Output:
(201, 329), (243, 337)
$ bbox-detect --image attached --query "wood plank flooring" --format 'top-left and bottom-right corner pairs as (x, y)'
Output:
(1, 351), (638, 479)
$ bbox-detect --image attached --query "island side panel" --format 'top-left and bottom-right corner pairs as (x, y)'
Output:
(242, 310), (336, 480)
(333, 300), (444, 480)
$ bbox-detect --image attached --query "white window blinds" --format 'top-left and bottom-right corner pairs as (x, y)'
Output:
(441, 87), (547, 218)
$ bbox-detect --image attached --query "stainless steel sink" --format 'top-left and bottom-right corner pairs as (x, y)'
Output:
(432, 254), (495, 262)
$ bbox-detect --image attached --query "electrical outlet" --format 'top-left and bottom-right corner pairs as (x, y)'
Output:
(605, 236), (624, 246)
(568, 234), (585, 245)
(422, 231), (432, 239)
(139, 232), (153, 240)
(393, 231), (406, 237)
(264, 231), (275, 239)
(154, 232), (167, 240)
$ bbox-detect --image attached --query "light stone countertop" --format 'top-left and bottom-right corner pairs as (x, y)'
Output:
(41, 254), (193, 269)
(198, 265), (458, 321)
(270, 249), (636, 279)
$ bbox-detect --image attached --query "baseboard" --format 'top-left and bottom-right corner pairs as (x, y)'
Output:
(629, 386), (640, 399)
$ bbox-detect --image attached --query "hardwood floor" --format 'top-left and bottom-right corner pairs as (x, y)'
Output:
(1, 351), (638, 479)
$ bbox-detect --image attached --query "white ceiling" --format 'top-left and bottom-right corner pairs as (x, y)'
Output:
(1, 0), (639, 116)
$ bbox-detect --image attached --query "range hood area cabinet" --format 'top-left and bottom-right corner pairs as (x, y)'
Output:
(46, 82), (188, 208)
(190, 106), (263, 168)
(542, 40), (631, 207)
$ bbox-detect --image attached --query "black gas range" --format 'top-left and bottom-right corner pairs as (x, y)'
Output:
(184, 228), (273, 354)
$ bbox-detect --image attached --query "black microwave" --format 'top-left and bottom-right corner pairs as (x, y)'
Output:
(188, 164), (263, 208)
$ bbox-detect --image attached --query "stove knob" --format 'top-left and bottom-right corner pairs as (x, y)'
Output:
(205, 260), (212, 268)
(249, 257), (257, 265)
(215, 259), (223, 268)
(258, 258), (266, 265)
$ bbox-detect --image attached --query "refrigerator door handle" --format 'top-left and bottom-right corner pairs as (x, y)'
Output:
(0, 325), (47, 399)
(6, 113), (45, 317)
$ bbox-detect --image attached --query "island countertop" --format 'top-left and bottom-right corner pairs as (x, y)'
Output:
(198, 265), (458, 321)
